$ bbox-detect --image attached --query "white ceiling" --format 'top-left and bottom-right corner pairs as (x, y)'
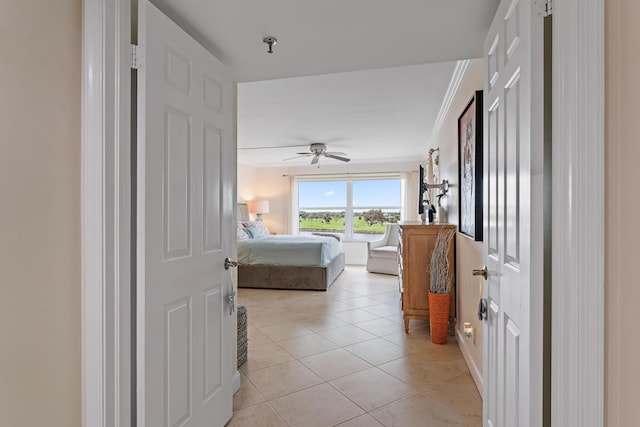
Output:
(237, 62), (459, 166)
(150, 0), (499, 167)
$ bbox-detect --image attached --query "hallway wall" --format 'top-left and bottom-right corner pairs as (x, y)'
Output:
(0, 1), (82, 426)
(429, 59), (484, 393)
(605, 0), (640, 424)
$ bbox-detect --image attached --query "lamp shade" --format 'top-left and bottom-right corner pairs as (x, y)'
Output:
(247, 200), (270, 214)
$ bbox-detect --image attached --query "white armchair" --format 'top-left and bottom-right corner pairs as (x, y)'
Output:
(366, 223), (400, 275)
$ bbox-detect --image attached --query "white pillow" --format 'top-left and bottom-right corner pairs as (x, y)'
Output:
(243, 220), (270, 238)
(237, 222), (250, 240)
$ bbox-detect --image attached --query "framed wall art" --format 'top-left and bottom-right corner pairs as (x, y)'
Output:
(458, 90), (483, 241)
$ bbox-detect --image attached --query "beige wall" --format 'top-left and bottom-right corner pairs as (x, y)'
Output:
(0, 1), (81, 426)
(605, 0), (640, 425)
(237, 163), (291, 234)
(255, 167), (292, 235)
(237, 162), (258, 203)
(430, 59), (484, 392)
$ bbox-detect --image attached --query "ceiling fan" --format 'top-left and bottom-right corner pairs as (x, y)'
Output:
(285, 143), (351, 165)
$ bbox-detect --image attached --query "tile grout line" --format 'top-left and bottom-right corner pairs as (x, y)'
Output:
(233, 266), (481, 426)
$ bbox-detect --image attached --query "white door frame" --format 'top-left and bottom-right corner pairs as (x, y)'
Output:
(81, 1), (132, 425)
(81, 0), (605, 425)
(551, 0), (604, 425)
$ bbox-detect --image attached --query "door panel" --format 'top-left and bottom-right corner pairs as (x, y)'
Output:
(504, 317), (520, 426)
(483, 0), (543, 425)
(164, 106), (192, 259)
(487, 99), (500, 259)
(203, 126), (223, 253)
(165, 299), (191, 427)
(504, 0), (522, 60)
(504, 71), (521, 268)
(137, 1), (235, 426)
(204, 285), (224, 399)
(486, 300), (499, 427)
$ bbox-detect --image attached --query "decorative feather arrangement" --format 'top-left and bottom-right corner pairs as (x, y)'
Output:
(429, 227), (456, 294)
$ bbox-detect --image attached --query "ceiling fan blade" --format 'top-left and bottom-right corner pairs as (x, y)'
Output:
(295, 152), (313, 155)
(323, 151), (346, 156)
(311, 155), (320, 165)
(238, 144), (308, 150)
(283, 154), (311, 161)
(325, 153), (351, 162)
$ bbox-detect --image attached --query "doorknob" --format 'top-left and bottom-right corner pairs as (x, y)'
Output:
(472, 266), (488, 279)
(224, 257), (238, 270)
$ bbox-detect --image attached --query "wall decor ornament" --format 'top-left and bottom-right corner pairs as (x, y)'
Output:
(458, 90), (483, 241)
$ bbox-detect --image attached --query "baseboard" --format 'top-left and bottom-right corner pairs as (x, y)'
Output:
(232, 370), (241, 395)
(456, 328), (483, 397)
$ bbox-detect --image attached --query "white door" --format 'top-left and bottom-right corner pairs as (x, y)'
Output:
(137, 1), (236, 426)
(482, 0), (545, 426)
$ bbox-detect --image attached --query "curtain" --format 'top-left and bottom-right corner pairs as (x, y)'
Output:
(402, 171), (420, 222)
(289, 175), (298, 234)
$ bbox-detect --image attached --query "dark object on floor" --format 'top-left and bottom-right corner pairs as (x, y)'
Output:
(237, 304), (248, 368)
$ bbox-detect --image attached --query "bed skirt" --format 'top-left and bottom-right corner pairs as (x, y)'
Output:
(238, 252), (345, 291)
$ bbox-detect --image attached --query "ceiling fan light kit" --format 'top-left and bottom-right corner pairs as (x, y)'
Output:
(288, 143), (351, 165)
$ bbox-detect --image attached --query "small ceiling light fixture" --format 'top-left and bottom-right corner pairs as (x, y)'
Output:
(263, 36), (277, 54)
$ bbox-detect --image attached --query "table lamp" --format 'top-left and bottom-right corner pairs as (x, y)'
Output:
(247, 200), (270, 221)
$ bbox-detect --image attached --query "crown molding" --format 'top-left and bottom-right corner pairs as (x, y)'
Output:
(429, 59), (472, 147)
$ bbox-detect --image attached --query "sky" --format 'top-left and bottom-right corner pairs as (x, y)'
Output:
(298, 179), (401, 209)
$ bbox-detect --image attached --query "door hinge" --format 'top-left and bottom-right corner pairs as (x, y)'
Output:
(130, 44), (143, 69)
(536, 0), (552, 17)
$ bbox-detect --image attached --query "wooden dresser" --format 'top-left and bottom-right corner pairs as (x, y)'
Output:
(398, 222), (456, 333)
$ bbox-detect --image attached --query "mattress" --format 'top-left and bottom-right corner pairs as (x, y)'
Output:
(237, 234), (342, 266)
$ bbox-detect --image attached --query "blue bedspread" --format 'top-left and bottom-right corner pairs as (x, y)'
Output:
(237, 234), (342, 266)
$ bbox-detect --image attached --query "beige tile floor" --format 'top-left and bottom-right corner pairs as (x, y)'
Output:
(228, 266), (482, 427)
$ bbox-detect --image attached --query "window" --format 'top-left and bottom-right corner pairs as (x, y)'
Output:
(296, 176), (402, 241)
(352, 179), (401, 241)
(298, 180), (347, 235)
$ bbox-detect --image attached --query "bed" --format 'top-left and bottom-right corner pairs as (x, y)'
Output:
(236, 205), (345, 291)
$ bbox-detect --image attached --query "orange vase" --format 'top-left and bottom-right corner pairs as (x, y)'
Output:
(428, 291), (450, 344)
